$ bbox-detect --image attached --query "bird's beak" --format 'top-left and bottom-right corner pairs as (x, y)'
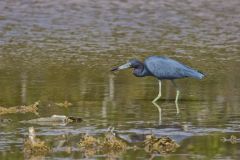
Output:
(111, 62), (131, 71)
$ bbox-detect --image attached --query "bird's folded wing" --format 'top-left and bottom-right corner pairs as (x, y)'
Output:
(144, 56), (197, 79)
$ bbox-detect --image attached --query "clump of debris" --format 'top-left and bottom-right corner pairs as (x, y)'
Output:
(144, 134), (179, 154)
(101, 127), (127, 151)
(0, 101), (39, 115)
(79, 134), (100, 148)
(20, 115), (82, 126)
(79, 127), (127, 156)
(24, 127), (51, 157)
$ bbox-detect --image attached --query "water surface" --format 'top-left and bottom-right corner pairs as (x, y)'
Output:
(0, 0), (240, 159)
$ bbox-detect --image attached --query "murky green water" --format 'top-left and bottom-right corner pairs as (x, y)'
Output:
(0, 0), (240, 159)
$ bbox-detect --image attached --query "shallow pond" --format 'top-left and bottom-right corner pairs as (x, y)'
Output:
(0, 0), (240, 159)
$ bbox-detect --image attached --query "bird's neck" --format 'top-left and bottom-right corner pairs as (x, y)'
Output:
(133, 65), (149, 77)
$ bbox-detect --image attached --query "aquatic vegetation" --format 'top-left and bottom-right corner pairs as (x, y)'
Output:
(24, 127), (51, 157)
(55, 101), (72, 108)
(221, 135), (240, 144)
(144, 134), (179, 154)
(0, 101), (39, 115)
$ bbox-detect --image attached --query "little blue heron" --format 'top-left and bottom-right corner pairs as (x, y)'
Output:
(111, 56), (205, 104)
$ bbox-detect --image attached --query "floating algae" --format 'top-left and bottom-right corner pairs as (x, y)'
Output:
(21, 115), (82, 126)
(55, 101), (72, 108)
(0, 101), (39, 115)
(221, 135), (240, 144)
(24, 127), (51, 157)
(144, 134), (179, 154)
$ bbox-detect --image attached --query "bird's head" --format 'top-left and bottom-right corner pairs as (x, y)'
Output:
(111, 59), (143, 72)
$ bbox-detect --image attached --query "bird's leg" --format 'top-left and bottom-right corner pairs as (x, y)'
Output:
(152, 101), (162, 125)
(171, 80), (180, 114)
(152, 80), (161, 103)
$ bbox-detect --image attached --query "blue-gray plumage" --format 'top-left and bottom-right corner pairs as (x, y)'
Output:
(142, 56), (204, 79)
(111, 56), (205, 113)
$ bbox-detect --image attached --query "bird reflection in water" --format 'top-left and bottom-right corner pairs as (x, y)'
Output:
(152, 100), (179, 125)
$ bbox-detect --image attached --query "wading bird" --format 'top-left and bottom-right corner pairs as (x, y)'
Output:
(111, 56), (205, 107)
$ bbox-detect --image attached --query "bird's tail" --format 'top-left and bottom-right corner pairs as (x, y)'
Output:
(183, 67), (205, 80)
